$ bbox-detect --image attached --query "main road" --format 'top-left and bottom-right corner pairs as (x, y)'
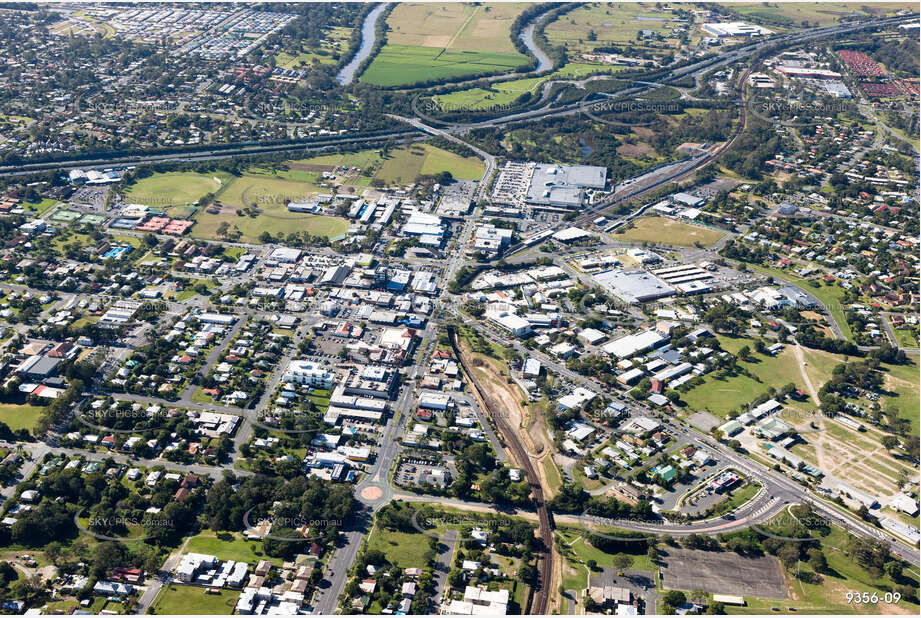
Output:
(448, 307), (920, 567)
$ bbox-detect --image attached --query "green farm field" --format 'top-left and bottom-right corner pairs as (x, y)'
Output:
(365, 1), (530, 86)
(361, 44), (528, 86)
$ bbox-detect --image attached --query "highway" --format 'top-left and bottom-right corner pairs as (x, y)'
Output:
(6, 16), (910, 183)
(414, 14), (916, 134)
(0, 130), (423, 178)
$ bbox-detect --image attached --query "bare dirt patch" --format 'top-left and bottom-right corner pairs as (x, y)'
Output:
(633, 127), (654, 139)
(288, 163), (336, 172)
(616, 142), (654, 157)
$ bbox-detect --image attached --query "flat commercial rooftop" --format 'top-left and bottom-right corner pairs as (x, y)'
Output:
(525, 163), (607, 208)
(593, 269), (674, 304)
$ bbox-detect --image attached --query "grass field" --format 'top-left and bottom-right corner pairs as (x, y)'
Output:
(152, 585), (240, 615)
(23, 198), (59, 216)
(361, 44), (528, 86)
(188, 174), (348, 243)
(365, 527), (432, 569)
(614, 217), (726, 247)
(799, 346), (846, 390)
(880, 360), (920, 433)
(891, 326), (918, 349)
(542, 457), (563, 497)
(216, 174), (321, 209)
(553, 62), (624, 78)
(124, 172), (228, 207)
(386, 3), (527, 54)
(435, 76), (546, 111)
(184, 531), (283, 566)
(0, 403), (44, 433)
(273, 26), (351, 68)
(292, 143), (484, 184)
(727, 523), (919, 615)
(544, 3), (683, 56)
(724, 2), (914, 27)
(433, 64), (623, 111)
(193, 208), (348, 244)
(681, 336), (837, 415)
(559, 528), (653, 570)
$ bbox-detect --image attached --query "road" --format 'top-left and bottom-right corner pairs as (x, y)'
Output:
(415, 14), (917, 135)
(0, 130), (422, 178)
(453, 312), (921, 565)
(135, 537), (193, 614)
(2, 13), (918, 615)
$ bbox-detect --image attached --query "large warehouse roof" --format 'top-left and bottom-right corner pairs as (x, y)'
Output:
(593, 269), (674, 304)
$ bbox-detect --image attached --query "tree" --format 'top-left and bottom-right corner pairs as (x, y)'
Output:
(586, 559), (597, 571)
(706, 601), (726, 614)
(807, 548), (827, 573)
(612, 554), (632, 571)
(447, 569), (465, 589)
(776, 544), (800, 569)
(880, 435), (899, 452)
(517, 563), (537, 583)
(884, 560), (902, 580)
(663, 590), (687, 611)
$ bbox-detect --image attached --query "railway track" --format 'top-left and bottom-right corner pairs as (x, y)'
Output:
(446, 325), (553, 615)
(573, 67), (751, 226)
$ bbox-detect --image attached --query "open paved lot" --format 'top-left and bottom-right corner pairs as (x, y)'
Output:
(687, 411), (721, 432)
(659, 548), (788, 599)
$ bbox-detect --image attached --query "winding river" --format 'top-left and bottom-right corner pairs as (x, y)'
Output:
(336, 2), (390, 85)
(519, 12), (553, 73)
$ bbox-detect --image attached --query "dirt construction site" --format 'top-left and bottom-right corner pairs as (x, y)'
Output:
(455, 339), (556, 492)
